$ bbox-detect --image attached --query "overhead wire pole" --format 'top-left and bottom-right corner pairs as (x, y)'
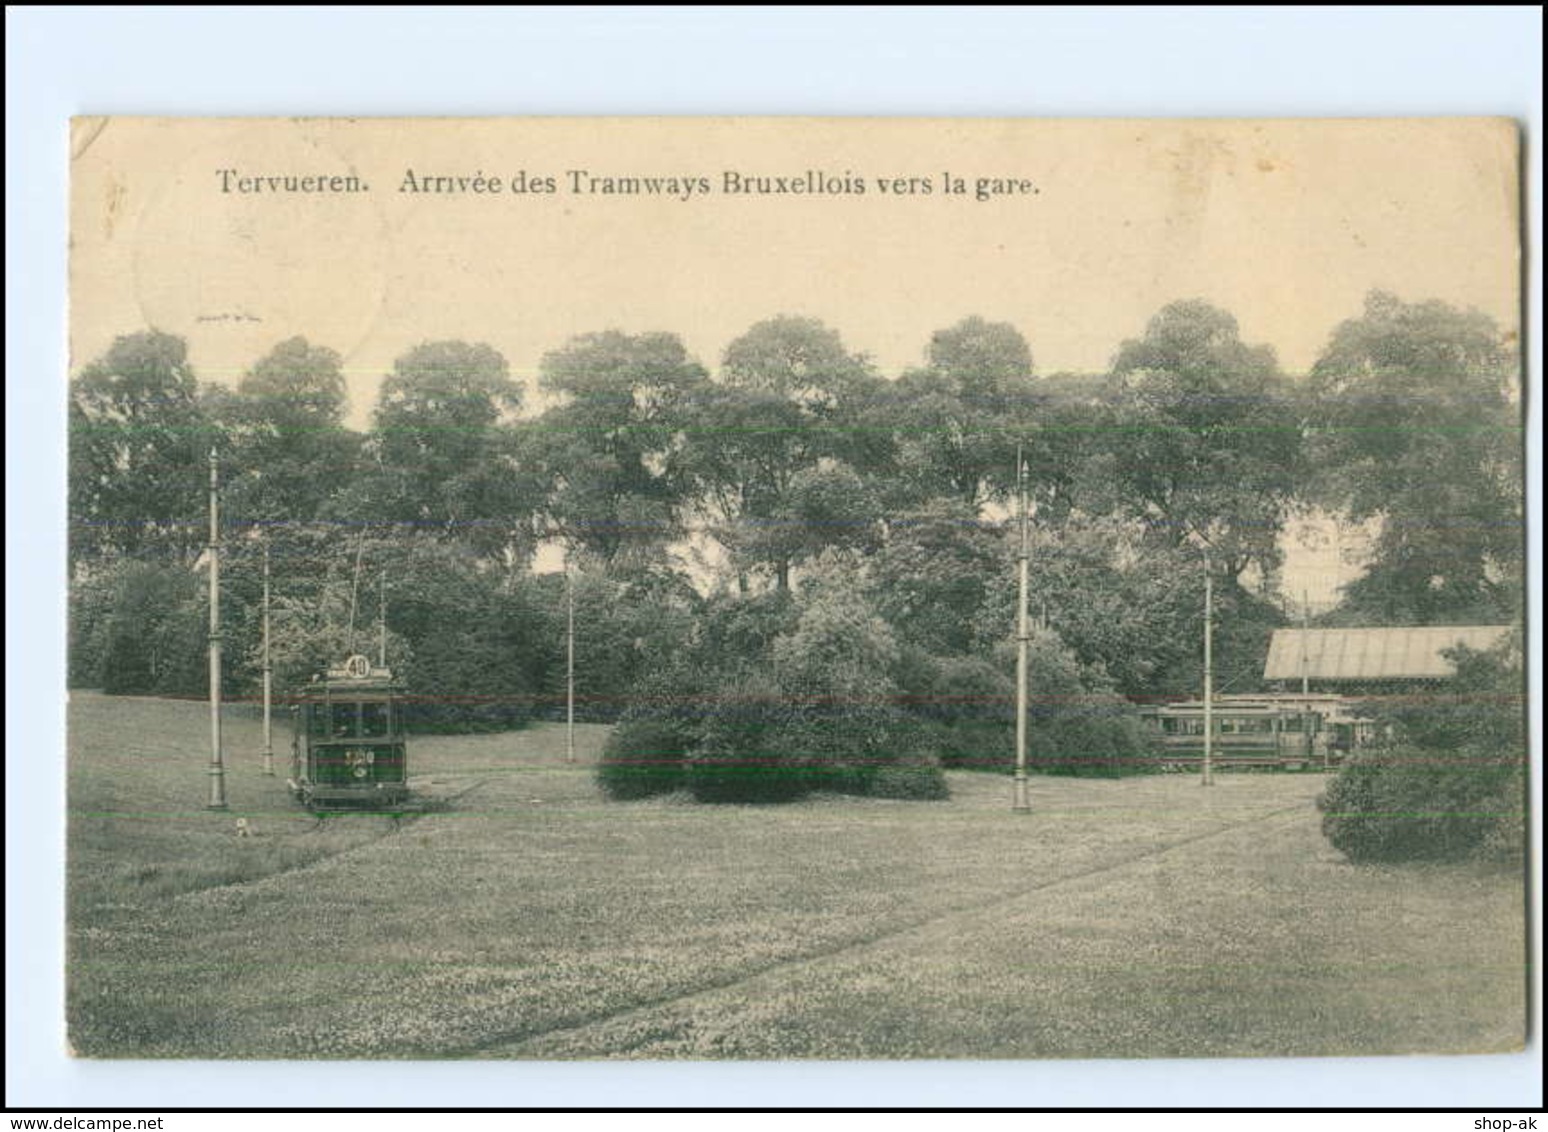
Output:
(378, 569), (388, 669)
(206, 449), (228, 810)
(1303, 589), (1325, 770)
(1298, 589), (1311, 764)
(1300, 589), (1311, 697)
(1202, 549), (1214, 788)
(261, 540), (273, 776)
(1013, 444), (1032, 814)
(346, 532), (365, 656)
(566, 561), (576, 764)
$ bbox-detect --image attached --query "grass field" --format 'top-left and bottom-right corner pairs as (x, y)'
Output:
(66, 691), (1526, 1060)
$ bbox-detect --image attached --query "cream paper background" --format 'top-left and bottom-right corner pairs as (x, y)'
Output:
(68, 116), (1520, 603)
(71, 116), (1518, 406)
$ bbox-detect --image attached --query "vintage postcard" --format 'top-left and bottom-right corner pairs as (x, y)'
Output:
(66, 117), (1525, 1060)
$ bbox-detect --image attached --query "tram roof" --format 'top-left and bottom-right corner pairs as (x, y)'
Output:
(1263, 626), (1511, 681)
(298, 660), (401, 696)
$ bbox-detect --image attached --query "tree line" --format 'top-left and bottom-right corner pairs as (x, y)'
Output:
(68, 293), (1523, 789)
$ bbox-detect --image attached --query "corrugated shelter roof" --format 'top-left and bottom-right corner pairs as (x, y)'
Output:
(1263, 626), (1511, 681)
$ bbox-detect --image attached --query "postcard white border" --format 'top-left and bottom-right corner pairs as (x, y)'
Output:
(8, 5), (1542, 1111)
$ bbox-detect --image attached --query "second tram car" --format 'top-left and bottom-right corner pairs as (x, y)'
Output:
(288, 654), (410, 808)
(1139, 693), (1378, 770)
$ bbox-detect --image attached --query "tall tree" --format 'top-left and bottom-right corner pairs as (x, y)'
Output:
(360, 340), (534, 560)
(1107, 300), (1303, 580)
(969, 517), (1280, 699)
(926, 315), (1034, 397)
(890, 316), (1036, 511)
(868, 499), (1000, 656)
(215, 337), (362, 526)
(1307, 291), (1521, 624)
(534, 330), (708, 564)
(97, 561), (206, 695)
(69, 330), (214, 566)
(682, 316), (878, 590)
(720, 315), (874, 408)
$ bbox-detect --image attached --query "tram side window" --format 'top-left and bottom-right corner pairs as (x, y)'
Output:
(361, 702), (389, 737)
(309, 706), (330, 739)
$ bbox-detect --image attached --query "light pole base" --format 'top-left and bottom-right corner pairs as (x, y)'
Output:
(1012, 776), (1032, 813)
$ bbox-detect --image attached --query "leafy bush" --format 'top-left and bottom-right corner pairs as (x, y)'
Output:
(597, 714), (694, 799)
(1477, 765), (1526, 864)
(770, 579), (899, 701)
(1318, 745), (1524, 862)
(68, 565), (118, 688)
(911, 718), (1011, 770)
(637, 581), (954, 806)
(99, 562), (206, 696)
(684, 692), (949, 804)
(401, 626), (534, 734)
(549, 567), (700, 725)
(694, 589), (797, 674)
(1318, 634), (1525, 864)
(781, 700), (948, 797)
(891, 639), (1154, 776)
(675, 577), (948, 804)
(1035, 709), (1158, 777)
(868, 735), (951, 801)
(688, 674), (808, 803)
(889, 651), (1010, 772)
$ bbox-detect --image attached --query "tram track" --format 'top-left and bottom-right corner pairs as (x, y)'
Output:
(160, 773), (498, 906)
(455, 799), (1312, 1058)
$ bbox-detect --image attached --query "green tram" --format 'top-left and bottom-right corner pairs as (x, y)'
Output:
(1138, 693), (1379, 771)
(288, 654), (410, 808)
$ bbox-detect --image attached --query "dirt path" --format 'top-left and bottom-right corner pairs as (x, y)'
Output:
(491, 796), (1522, 1060)
(469, 800), (1314, 1058)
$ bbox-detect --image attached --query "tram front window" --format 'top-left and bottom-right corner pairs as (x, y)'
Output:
(331, 703), (357, 738)
(361, 701), (389, 737)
